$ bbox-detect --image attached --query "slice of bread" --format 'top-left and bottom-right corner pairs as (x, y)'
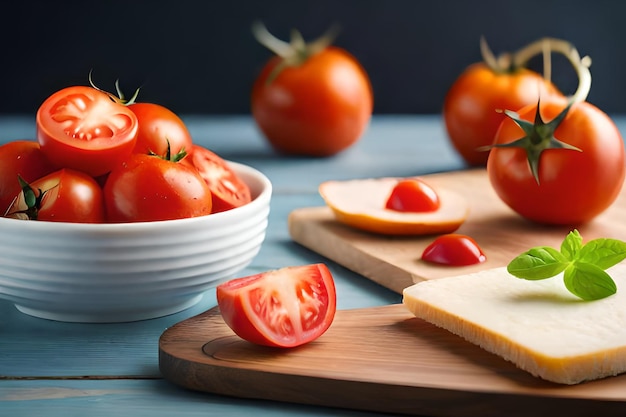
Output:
(402, 264), (626, 385)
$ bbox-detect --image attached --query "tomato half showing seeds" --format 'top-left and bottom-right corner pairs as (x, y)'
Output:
(36, 86), (138, 177)
(5, 169), (105, 223)
(185, 145), (251, 213)
(0, 140), (56, 215)
(217, 263), (337, 348)
(422, 234), (486, 266)
(104, 153), (212, 223)
(319, 177), (469, 236)
(385, 179), (440, 213)
(128, 102), (193, 157)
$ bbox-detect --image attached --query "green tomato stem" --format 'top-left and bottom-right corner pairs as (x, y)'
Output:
(251, 21), (293, 58)
(252, 21), (340, 85)
(511, 37), (591, 104)
(480, 37), (592, 104)
(479, 37), (513, 73)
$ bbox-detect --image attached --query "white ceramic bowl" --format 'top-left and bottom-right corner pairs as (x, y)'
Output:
(0, 162), (272, 323)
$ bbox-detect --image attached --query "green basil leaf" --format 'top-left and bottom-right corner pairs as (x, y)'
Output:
(577, 238), (626, 270)
(563, 262), (617, 301)
(509, 230), (625, 301)
(507, 246), (569, 280)
(560, 229), (582, 260)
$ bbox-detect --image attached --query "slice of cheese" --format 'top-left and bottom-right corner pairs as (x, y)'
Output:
(402, 264), (626, 385)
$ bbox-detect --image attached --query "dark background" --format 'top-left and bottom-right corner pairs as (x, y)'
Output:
(2, 0), (625, 115)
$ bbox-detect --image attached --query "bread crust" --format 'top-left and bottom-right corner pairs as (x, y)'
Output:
(403, 266), (626, 385)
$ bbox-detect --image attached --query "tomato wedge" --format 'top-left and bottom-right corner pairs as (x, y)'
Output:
(185, 145), (252, 213)
(422, 234), (486, 266)
(216, 263), (337, 348)
(385, 178), (440, 213)
(36, 86), (138, 177)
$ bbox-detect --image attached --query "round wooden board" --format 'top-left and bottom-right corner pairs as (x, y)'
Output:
(159, 304), (626, 416)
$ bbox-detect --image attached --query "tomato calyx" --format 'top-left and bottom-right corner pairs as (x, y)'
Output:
(482, 39), (594, 184)
(5, 176), (53, 220)
(252, 21), (339, 84)
(88, 70), (141, 106)
(149, 140), (187, 163)
(491, 100), (582, 183)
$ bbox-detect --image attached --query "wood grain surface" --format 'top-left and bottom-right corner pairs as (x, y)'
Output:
(288, 169), (626, 293)
(159, 168), (626, 416)
(159, 304), (626, 416)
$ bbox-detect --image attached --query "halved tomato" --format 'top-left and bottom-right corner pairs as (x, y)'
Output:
(385, 178), (441, 213)
(319, 177), (468, 236)
(185, 145), (252, 213)
(422, 234), (487, 266)
(216, 263), (337, 348)
(36, 86), (138, 177)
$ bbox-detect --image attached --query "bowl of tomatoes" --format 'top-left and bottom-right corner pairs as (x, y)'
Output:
(0, 85), (272, 323)
(0, 160), (271, 323)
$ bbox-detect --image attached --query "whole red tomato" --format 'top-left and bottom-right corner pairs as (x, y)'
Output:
(184, 145), (251, 213)
(5, 169), (105, 223)
(128, 102), (193, 157)
(36, 86), (138, 177)
(251, 23), (373, 157)
(217, 263), (336, 348)
(0, 140), (56, 214)
(443, 39), (562, 166)
(103, 153), (213, 222)
(487, 97), (625, 225)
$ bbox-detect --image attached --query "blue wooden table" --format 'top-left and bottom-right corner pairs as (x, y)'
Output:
(0, 114), (611, 416)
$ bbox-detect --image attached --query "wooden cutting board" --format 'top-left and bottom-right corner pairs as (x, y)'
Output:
(288, 168), (626, 293)
(159, 169), (626, 415)
(159, 304), (626, 416)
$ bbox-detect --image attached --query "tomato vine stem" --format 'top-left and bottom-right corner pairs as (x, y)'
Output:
(479, 38), (592, 184)
(511, 37), (591, 104)
(252, 21), (340, 84)
(480, 37), (514, 73)
(480, 37), (591, 104)
(88, 70), (141, 106)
